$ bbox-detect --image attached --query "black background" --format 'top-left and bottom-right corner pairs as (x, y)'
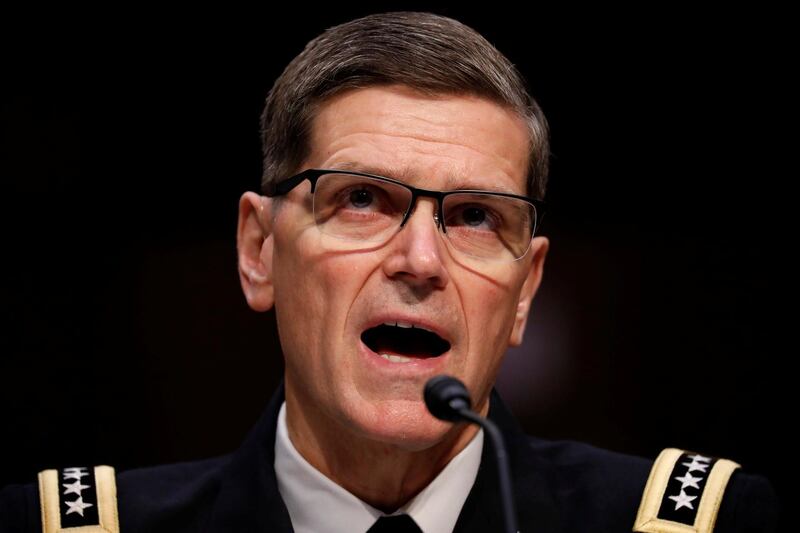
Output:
(3, 3), (792, 521)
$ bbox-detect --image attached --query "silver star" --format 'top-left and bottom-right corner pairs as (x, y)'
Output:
(64, 496), (93, 516)
(62, 468), (89, 481)
(668, 490), (697, 510)
(674, 472), (703, 490)
(62, 480), (90, 496)
(682, 460), (709, 473)
(688, 454), (711, 463)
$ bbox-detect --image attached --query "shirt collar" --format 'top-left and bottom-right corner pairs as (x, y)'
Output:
(274, 401), (483, 533)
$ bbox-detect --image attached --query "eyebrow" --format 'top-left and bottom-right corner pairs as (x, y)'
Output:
(329, 162), (522, 195)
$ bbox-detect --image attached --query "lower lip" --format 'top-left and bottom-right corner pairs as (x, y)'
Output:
(358, 338), (449, 375)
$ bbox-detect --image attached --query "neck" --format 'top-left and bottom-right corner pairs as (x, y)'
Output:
(283, 386), (481, 512)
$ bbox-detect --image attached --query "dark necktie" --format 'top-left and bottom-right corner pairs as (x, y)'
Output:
(366, 514), (423, 533)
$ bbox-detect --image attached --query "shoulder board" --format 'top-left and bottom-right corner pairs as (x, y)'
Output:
(633, 448), (740, 533)
(38, 465), (120, 533)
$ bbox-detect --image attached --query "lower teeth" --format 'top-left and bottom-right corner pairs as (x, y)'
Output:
(380, 353), (411, 363)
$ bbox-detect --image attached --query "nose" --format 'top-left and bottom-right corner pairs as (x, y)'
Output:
(382, 198), (450, 290)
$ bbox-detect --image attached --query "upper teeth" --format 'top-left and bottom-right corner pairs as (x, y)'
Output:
(384, 321), (429, 331)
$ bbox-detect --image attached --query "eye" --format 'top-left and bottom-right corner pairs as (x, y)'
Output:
(335, 184), (387, 212)
(330, 182), (402, 216)
(349, 188), (374, 209)
(461, 206), (488, 227)
(447, 203), (500, 231)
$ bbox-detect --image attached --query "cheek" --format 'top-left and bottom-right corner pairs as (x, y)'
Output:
(272, 240), (378, 352)
(459, 275), (524, 398)
(468, 284), (517, 351)
(464, 265), (521, 326)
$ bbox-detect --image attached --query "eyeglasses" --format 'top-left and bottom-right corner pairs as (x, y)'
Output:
(265, 169), (544, 262)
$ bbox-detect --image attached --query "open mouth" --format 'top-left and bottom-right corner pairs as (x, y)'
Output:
(361, 322), (451, 363)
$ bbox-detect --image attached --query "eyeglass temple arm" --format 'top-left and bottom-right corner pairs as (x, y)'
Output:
(265, 169), (320, 197)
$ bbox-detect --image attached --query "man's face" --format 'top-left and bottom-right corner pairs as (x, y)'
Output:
(241, 85), (547, 450)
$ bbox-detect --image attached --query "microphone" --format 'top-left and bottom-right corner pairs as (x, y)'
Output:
(424, 375), (519, 533)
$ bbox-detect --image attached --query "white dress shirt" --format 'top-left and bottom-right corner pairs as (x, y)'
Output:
(274, 402), (484, 533)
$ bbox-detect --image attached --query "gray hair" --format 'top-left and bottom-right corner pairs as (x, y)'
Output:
(260, 11), (550, 199)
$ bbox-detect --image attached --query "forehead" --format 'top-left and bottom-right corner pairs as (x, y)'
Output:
(306, 85), (530, 195)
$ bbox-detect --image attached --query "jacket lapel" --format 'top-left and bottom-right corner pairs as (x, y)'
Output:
(205, 383), (294, 532)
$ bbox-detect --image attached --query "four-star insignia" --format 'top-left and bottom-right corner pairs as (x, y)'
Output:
(645, 449), (739, 530)
(58, 466), (99, 526)
(662, 452), (718, 515)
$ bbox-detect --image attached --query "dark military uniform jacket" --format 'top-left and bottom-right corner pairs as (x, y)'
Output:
(0, 385), (778, 532)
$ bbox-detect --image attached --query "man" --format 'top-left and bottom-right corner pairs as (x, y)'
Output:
(0, 11), (778, 533)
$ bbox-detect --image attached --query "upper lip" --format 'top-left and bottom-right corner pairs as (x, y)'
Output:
(359, 313), (455, 346)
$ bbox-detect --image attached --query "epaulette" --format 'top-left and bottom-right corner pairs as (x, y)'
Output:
(38, 465), (120, 533)
(633, 448), (740, 533)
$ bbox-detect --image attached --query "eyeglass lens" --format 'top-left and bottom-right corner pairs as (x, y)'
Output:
(311, 172), (536, 261)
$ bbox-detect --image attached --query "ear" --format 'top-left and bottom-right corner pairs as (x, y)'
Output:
(508, 236), (549, 347)
(237, 191), (275, 312)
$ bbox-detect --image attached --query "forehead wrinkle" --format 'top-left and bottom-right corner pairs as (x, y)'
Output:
(331, 160), (520, 196)
(325, 148), (522, 196)
(330, 161), (417, 182)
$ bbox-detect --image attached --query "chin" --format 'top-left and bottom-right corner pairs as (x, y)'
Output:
(348, 397), (455, 451)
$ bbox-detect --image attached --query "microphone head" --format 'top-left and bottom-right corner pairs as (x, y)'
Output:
(424, 375), (472, 421)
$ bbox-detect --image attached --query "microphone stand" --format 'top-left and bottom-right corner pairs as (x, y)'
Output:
(424, 375), (519, 533)
(454, 407), (518, 533)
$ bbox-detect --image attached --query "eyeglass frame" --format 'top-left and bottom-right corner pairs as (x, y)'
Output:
(264, 168), (545, 253)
